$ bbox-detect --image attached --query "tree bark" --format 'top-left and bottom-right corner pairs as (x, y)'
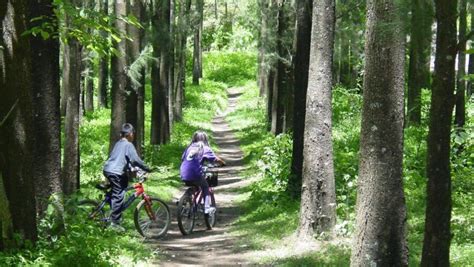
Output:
(454, 0), (467, 128)
(151, 0), (171, 145)
(297, 0), (336, 239)
(29, 0), (63, 217)
(97, 0), (109, 109)
(192, 0), (203, 85)
(174, 0), (191, 121)
(467, 9), (474, 98)
(62, 0), (82, 195)
(407, 0), (433, 126)
(288, 0), (312, 199)
(350, 0), (408, 265)
(421, 0), (458, 265)
(0, 0), (38, 246)
(109, 0), (128, 151)
(169, 0), (175, 129)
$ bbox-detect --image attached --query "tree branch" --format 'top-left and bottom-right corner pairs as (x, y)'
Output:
(0, 99), (19, 128)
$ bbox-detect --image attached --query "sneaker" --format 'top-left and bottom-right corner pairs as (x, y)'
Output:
(109, 222), (126, 233)
(204, 206), (216, 215)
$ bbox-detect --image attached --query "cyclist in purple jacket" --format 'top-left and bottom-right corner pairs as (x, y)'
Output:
(180, 131), (225, 214)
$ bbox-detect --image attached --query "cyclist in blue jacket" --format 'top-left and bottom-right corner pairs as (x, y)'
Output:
(103, 123), (151, 231)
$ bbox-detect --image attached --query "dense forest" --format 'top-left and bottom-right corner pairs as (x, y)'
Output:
(0, 0), (472, 265)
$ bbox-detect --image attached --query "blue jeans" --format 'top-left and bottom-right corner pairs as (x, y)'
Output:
(104, 171), (128, 224)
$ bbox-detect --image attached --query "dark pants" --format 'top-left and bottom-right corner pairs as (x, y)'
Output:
(104, 172), (128, 224)
(184, 176), (209, 198)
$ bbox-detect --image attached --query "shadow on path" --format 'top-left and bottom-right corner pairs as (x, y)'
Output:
(149, 88), (252, 266)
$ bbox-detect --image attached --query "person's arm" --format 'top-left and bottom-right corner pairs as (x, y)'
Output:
(202, 146), (225, 165)
(126, 143), (152, 172)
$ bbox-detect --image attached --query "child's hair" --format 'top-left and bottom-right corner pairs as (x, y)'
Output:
(191, 131), (209, 146)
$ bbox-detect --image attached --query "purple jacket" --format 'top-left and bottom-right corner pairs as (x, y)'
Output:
(180, 142), (217, 181)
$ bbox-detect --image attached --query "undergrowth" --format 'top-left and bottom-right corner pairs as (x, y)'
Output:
(227, 83), (473, 266)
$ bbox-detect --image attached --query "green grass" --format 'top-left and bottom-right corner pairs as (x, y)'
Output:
(225, 83), (474, 266)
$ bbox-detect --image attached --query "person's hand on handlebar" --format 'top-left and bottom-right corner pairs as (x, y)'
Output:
(216, 156), (226, 166)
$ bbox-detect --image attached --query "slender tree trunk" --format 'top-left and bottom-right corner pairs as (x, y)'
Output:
(125, 1), (142, 147)
(454, 0), (467, 128)
(257, 0), (268, 97)
(97, 0), (109, 109)
(270, 0), (286, 135)
(169, 0), (175, 129)
(174, 0), (191, 121)
(29, 0), (63, 217)
(109, 0), (128, 151)
(288, 0), (312, 199)
(151, 0), (171, 145)
(192, 0), (203, 84)
(0, 0), (38, 246)
(297, 0), (336, 239)
(350, 0), (408, 265)
(407, 0), (433, 126)
(421, 0), (457, 265)
(85, 67), (94, 112)
(129, 0), (146, 156)
(467, 10), (474, 98)
(62, 0), (82, 195)
(266, 69), (275, 131)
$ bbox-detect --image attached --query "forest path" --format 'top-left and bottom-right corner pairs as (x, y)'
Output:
(149, 88), (252, 266)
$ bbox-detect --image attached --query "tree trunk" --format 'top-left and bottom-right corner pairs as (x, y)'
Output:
(174, 0), (191, 121)
(151, 0), (171, 145)
(467, 9), (474, 98)
(126, 0), (142, 148)
(257, 0), (268, 97)
(85, 68), (94, 113)
(109, 0), (128, 151)
(421, 0), (457, 265)
(97, 0), (109, 109)
(407, 0), (433, 126)
(62, 0), (82, 195)
(129, 0), (146, 156)
(288, 0), (312, 199)
(350, 0), (408, 265)
(454, 0), (467, 128)
(29, 0), (63, 217)
(192, 0), (203, 85)
(0, 0), (38, 246)
(270, 0), (286, 135)
(169, 0), (175, 129)
(297, 0), (336, 239)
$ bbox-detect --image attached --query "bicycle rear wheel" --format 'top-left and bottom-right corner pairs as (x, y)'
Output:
(77, 199), (108, 227)
(177, 190), (195, 235)
(204, 193), (217, 230)
(134, 197), (171, 238)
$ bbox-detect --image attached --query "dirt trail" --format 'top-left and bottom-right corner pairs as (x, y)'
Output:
(149, 88), (252, 266)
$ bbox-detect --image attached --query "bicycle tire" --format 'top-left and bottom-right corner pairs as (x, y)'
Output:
(204, 193), (217, 229)
(177, 190), (195, 235)
(77, 199), (108, 227)
(134, 197), (171, 239)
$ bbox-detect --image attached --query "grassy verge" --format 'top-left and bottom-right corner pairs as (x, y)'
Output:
(226, 84), (473, 266)
(0, 51), (239, 266)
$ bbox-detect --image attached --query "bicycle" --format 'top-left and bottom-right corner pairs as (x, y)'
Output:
(177, 163), (219, 235)
(77, 169), (171, 239)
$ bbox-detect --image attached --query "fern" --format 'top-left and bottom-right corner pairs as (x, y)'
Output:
(127, 44), (155, 90)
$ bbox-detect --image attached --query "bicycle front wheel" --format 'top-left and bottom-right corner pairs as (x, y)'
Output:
(134, 197), (171, 239)
(77, 199), (108, 228)
(177, 191), (195, 235)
